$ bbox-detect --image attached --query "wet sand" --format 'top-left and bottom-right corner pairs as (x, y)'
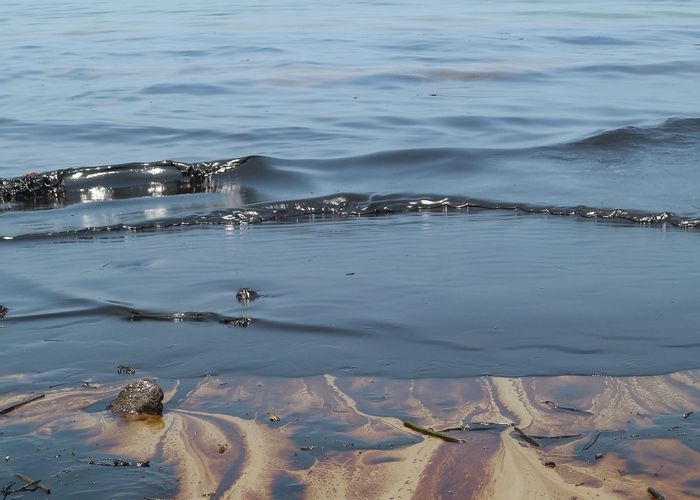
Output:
(1, 371), (698, 498)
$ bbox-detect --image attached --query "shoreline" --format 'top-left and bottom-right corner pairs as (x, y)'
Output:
(1, 371), (698, 498)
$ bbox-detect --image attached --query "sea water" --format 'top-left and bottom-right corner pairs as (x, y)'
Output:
(2, 0), (700, 391)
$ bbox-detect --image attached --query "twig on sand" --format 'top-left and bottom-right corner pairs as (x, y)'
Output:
(647, 486), (666, 499)
(512, 426), (540, 448)
(530, 433), (582, 440)
(437, 422), (511, 433)
(541, 400), (593, 415)
(14, 473), (50, 494)
(582, 432), (601, 451)
(402, 420), (463, 443)
(0, 394), (45, 415)
(437, 426), (466, 433)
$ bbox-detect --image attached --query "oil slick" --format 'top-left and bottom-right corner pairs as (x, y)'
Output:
(0, 371), (698, 499)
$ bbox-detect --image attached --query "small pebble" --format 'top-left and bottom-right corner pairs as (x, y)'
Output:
(595, 453), (604, 460)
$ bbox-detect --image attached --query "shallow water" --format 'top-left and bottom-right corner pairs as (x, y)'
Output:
(2, 212), (700, 391)
(2, 1), (700, 386)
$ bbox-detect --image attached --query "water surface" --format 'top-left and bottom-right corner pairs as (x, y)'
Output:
(2, 0), (700, 388)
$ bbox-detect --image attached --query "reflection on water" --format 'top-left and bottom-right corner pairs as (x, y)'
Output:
(143, 205), (168, 219)
(147, 181), (166, 197)
(80, 185), (114, 202)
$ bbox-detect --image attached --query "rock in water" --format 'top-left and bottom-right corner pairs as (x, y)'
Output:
(108, 379), (164, 416)
(235, 288), (260, 304)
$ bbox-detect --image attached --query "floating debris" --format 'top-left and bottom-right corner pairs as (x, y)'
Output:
(0, 305), (7, 319)
(595, 453), (604, 460)
(117, 365), (136, 375)
(269, 414), (280, 422)
(683, 411), (693, 419)
(14, 473), (50, 494)
(402, 420), (462, 443)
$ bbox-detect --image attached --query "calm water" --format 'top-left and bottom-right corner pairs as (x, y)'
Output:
(2, 0), (700, 390)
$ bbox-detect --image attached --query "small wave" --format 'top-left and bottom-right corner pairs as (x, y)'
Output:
(572, 60), (700, 76)
(2, 117), (700, 238)
(0, 158), (240, 206)
(140, 83), (232, 95)
(546, 35), (636, 46)
(3, 193), (699, 241)
(569, 117), (700, 149)
(3, 301), (365, 338)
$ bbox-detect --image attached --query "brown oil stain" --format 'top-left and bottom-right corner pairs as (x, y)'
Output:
(0, 371), (699, 499)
